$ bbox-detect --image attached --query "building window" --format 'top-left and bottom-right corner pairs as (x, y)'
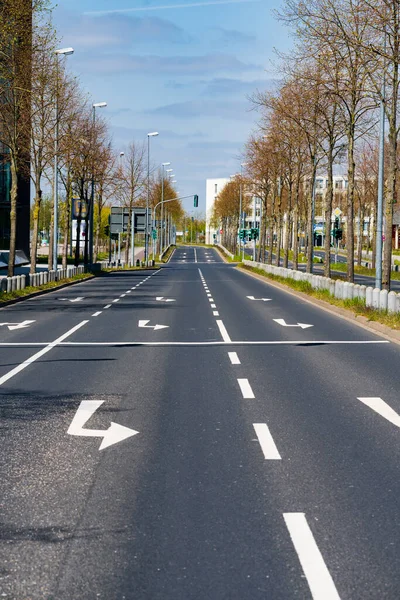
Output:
(335, 180), (343, 190)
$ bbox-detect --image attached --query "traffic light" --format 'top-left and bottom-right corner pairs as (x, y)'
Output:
(104, 224), (110, 237)
(194, 194), (199, 207)
(239, 229), (244, 240)
(334, 228), (343, 240)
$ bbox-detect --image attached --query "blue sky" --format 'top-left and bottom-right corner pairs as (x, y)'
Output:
(54, 0), (292, 212)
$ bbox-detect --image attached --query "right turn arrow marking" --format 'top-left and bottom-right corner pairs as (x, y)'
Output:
(273, 318), (313, 329)
(68, 400), (139, 450)
(138, 319), (169, 331)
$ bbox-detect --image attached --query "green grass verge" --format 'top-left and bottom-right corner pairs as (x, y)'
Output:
(239, 264), (400, 331)
(0, 273), (92, 304)
(330, 262), (400, 280)
(159, 245), (176, 263)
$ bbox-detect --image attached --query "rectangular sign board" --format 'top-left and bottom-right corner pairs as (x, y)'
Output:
(110, 207), (150, 234)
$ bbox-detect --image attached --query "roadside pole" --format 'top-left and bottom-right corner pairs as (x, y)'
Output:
(253, 196), (256, 262)
(130, 211), (135, 266)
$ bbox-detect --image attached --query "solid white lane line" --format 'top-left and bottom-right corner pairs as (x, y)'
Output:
(283, 513), (340, 600)
(194, 248), (198, 263)
(112, 299), (120, 303)
(216, 320), (231, 342)
(228, 352), (240, 365)
(253, 423), (281, 459)
(213, 311), (219, 316)
(0, 321), (89, 387)
(104, 304), (112, 309)
(357, 397), (400, 427)
(92, 311), (102, 317)
(237, 378), (255, 399)
(211, 303), (216, 308)
(2, 340), (389, 348)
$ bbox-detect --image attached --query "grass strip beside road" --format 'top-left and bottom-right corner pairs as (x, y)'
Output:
(239, 264), (400, 331)
(0, 273), (93, 304)
(330, 262), (400, 280)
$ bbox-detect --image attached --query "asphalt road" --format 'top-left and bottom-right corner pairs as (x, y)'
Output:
(1, 245), (400, 599)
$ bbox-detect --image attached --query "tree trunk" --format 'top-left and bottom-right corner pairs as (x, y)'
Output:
(293, 205), (299, 271)
(48, 201), (54, 272)
(306, 160), (317, 274)
(383, 119), (398, 289)
(346, 129), (356, 282)
(30, 188), (42, 275)
(283, 184), (292, 269)
(62, 187), (71, 270)
(324, 150), (333, 278)
(8, 156), (18, 277)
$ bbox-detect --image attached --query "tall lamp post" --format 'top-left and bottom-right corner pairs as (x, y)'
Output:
(146, 132), (159, 263)
(160, 163), (171, 254)
(53, 47), (74, 273)
(240, 163), (247, 261)
(89, 102), (107, 265)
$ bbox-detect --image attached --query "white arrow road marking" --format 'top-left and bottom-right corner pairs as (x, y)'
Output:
(247, 296), (272, 302)
(0, 320), (35, 331)
(67, 400), (139, 451)
(59, 297), (85, 303)
(273, 318), (313, 329)
(284, 513), (341, 600)
(357, 397), (400, 428)
(156, 297), (176, 302)
(138, 319), (169, 331)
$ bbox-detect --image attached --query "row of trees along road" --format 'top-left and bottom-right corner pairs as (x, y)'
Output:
(0, 0), (182, 276)
(213, 0), (400, 289)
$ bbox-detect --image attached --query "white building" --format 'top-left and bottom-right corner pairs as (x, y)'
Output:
(205, 178), (229, 244)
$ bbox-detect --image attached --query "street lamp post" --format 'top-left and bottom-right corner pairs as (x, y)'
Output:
(240, 163), (247, 261)
(89, 102), (107, 266)
(53, 47), (74, 273)
(146, 132), (159, 264)
(160, 163), (171, 255)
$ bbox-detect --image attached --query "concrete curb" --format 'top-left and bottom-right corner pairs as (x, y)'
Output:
(238, 265), (400, 346)
(0, 275), (95, 310)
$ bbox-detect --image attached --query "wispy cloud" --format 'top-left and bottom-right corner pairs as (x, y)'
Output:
(85, 0), (259, 17)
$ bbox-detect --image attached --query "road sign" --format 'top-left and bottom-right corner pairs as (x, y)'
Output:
(110, 207), (150, 235)
(72, 199), (88, 219)
(333, 208), (342, 218)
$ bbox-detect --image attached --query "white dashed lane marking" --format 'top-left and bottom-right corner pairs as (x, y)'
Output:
(237, 378), (255, 399)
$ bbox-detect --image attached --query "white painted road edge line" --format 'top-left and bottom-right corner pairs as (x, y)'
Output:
(216, 320), (231, 343)
(0, 321), (89, 387)
(283, 513), (341, 600)
(237, 378), (255, 399)
(228, 352), (240, 365)
(92, 311), (102, 317)
(253, 423), (281, 460)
